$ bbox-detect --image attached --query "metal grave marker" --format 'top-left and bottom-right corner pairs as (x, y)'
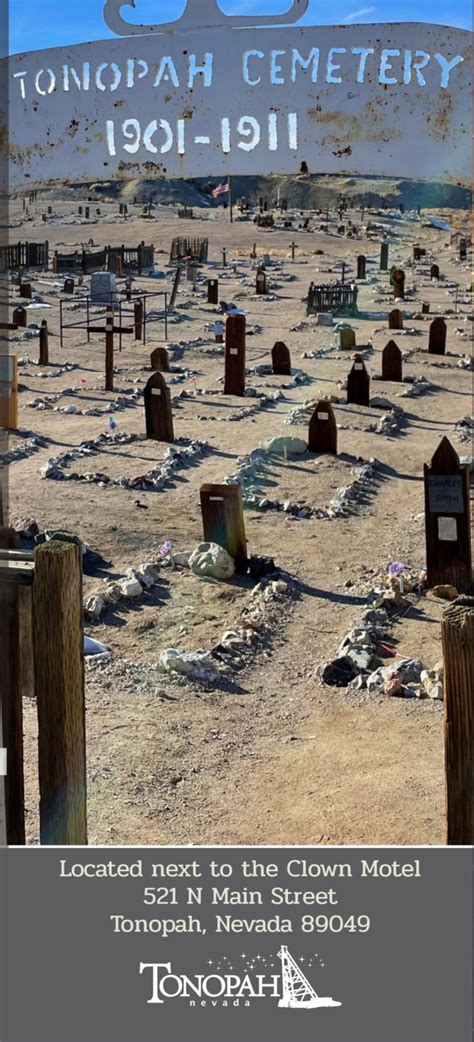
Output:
(308, 400), (338, 454)
(388, 308), (404, 330)
(382, 339), (403, 381)
(224, 314), (245, 396)
(200, 482), (248, 574)
(428, 316), (447, 355)
(271, 341), (291, 376)
(423, 437), (472, 592)
(150, 347), (170, 373)
(144, 371), (174, 442)
(347, 354), (370, 406)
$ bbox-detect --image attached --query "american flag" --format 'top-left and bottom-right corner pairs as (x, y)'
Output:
(212, 181), (230, 199)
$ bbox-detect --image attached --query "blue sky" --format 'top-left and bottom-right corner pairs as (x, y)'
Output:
(8, 0), (472, 54)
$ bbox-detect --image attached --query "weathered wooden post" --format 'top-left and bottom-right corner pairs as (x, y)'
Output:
(0, 527), (25, 845)
(380, 242), (389, 271)
(291, 242), (296, 262)
(207, 278), (219, 305)
(339, 327), (356, 350)
(347, 354), (370, 406)
(0, 355), (18, 430)
(392, 268), (405, 299)
(382, 340), (403, 381)
(422, 302), (430, 314)
(224, 314), (246, 396)
(424, 438), (472, 593)
(63, 277), (74, 294)
(308, 400), (338, 454)
(33, 540), (87, 845)
(388, 308), (404, 330)
(428, 317), (447, 355)
(19, 282), (32, 299)
(200, 483), (248, 573)
(222, 248), (227, 267)
(144, 371), (174, 442)
(442, 596), (474, 845)
(356, 254), (366, 279)
(134, 298), (143, 341)
(12, 306), (27, 328)
(413, 245), (422, 260)
(459, 239), (467, 260)
(39, 320), (49, 366)
(150, 347), (170, 372)
(430, 263), (440, 279)
(271, 341), (291, 376)
(256, 268), (267, 295)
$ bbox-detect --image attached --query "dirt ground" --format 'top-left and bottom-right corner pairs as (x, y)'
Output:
(3, 195), (472, 846)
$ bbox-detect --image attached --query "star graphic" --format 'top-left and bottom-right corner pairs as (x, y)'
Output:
(207, 960), (213, 967)
(241, 953), (247, 959)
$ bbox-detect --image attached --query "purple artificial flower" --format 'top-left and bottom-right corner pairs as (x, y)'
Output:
(388, 561), (404, 576)
(108, 416), (117, 431)
(159, 540), (173, 556)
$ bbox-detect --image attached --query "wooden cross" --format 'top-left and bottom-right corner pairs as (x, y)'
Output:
(87, 305), (133, 391)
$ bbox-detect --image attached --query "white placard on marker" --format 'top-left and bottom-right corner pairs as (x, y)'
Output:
(209, 496), (224, 501)
(438, 516), (457, 542)
(319, 412), (329, 420)
(230, 348), (238, 355)
(0, 749), (6, 776)
(151, 388), (162, 396)
(354, 363), (363, 370)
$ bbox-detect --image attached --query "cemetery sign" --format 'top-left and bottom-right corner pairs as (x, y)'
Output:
(4, 2), (472, 186)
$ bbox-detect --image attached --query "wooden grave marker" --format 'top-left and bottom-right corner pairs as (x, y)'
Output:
(134, 299), (143, 340)
(144, 371), (174, 442)
(413, 245), (422, 260)
(87, 305), (133, 392)
(150, 347), (170, 372)
(308, 400), (338, 454)
(63, 277), (74, 294)
(271, 341), (291, 376)
(392, 268), (405, 299)
(380, 243), (389, 271)
(422, 302), (430, 314)
(428, 317), (447, 355)
(347, 354), (370, 406)
(442, 597), (474, 845)
(19, 282), (32, 299)
(423, 437), (472, 593)
(357, 254), (366, 279)
(39, 320), (49, 366)
(207, 279), (219, 305)
(200, 483), (248, 574)
(339, 327), (356, 349)
(382, 340), (403, 381)
(430, 263), (440, 279)
(0, 355), (18, 429)
(256, 268), (267, 295)
(459, 239), (467, 260)
(224, 314), (246, 396)
(388, 308), (404, 330)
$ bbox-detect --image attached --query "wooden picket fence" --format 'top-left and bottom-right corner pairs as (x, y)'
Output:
(0, 241), (49, 272)
(53, 244), (154, 275)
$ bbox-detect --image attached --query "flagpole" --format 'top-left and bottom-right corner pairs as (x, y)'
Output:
(229, 176), (233, 224)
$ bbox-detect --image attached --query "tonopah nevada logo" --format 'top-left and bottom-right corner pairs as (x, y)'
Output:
(139, 945), (341, 1009)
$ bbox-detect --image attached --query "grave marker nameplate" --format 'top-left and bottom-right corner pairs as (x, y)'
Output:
(271, 341), (291, 375)
(382, 339), (403, 381)
(207, 279), (219, 305)
(423, 437), (472, 592)
(150, 347), (170, 372)
(388, 308), (403, 330)
(256, 269), (267, 295)
(339, 327), (356, 349)
(224, 314), (245, 395)
(428, 316), (447, 355)
(0, 356), (18, 429)
(308, 400), (338, 454)
(347, 354), (370, 406)
(144, 371), (174, 442)
(200, 483), (248, 574)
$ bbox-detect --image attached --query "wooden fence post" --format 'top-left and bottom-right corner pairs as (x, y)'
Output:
(134, 299), (143, 341)
(0, 527), (25, 844)
(33, 540), (87, 845)
(441, 596), (474, 845)
(105, 306), (114, 392)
